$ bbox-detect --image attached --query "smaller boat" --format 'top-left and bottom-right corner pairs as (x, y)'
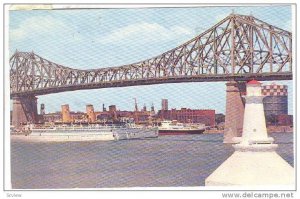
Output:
(158, 120), (206, 135)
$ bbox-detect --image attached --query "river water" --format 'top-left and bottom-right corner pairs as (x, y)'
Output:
(11, 133), (294, 189)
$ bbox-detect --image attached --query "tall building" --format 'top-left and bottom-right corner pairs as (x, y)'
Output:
(109, 105), (117, 112)
(40, 103), (45, 115)
(158, 108), (215, 127)
(262, 83), (288, 117)
(161, 99), (168, 111)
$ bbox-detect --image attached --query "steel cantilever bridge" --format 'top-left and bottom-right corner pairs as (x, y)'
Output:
(10, 14), (292, 97)
(10, 14), (293, 140)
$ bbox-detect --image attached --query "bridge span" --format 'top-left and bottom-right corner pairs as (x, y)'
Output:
(10, 14), (292, 143)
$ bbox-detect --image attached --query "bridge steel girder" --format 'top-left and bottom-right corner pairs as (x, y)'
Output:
(10, 73), (292, 97)
(10, 14), (292, 97)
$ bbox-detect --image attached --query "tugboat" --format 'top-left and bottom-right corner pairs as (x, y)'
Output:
(158, 120), (206, 135)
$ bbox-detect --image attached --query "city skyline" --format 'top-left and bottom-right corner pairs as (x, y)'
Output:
(9, 6), (293, 114)
(41, 98), (217, 114)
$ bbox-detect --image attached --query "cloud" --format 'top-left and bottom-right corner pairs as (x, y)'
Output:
(10, 15), (72, 41)
(97, 22), (193, 45)
(10, 15), (194, 49)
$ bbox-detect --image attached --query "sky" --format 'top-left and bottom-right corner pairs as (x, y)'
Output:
(9, 5), (293, 114)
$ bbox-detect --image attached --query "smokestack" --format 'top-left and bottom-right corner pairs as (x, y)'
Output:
(86, 104), (96, 123)
(134, 98), (138, 112)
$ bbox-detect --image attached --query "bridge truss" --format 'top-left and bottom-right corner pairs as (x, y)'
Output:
(10, 14), (292, 97)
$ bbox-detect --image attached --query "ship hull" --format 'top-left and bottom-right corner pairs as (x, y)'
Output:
(159, 129), (205, 135)
(22, 127), (158, 142)
(27, 131), (115, 142)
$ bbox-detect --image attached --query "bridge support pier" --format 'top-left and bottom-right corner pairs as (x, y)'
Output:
(12, 96), (38, 127)
(223, 81), (246, 143)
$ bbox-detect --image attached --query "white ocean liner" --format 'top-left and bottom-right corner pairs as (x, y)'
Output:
(25, 124), (158, 142)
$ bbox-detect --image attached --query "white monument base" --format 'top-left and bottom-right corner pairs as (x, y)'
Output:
(205, 144), (294, 186)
